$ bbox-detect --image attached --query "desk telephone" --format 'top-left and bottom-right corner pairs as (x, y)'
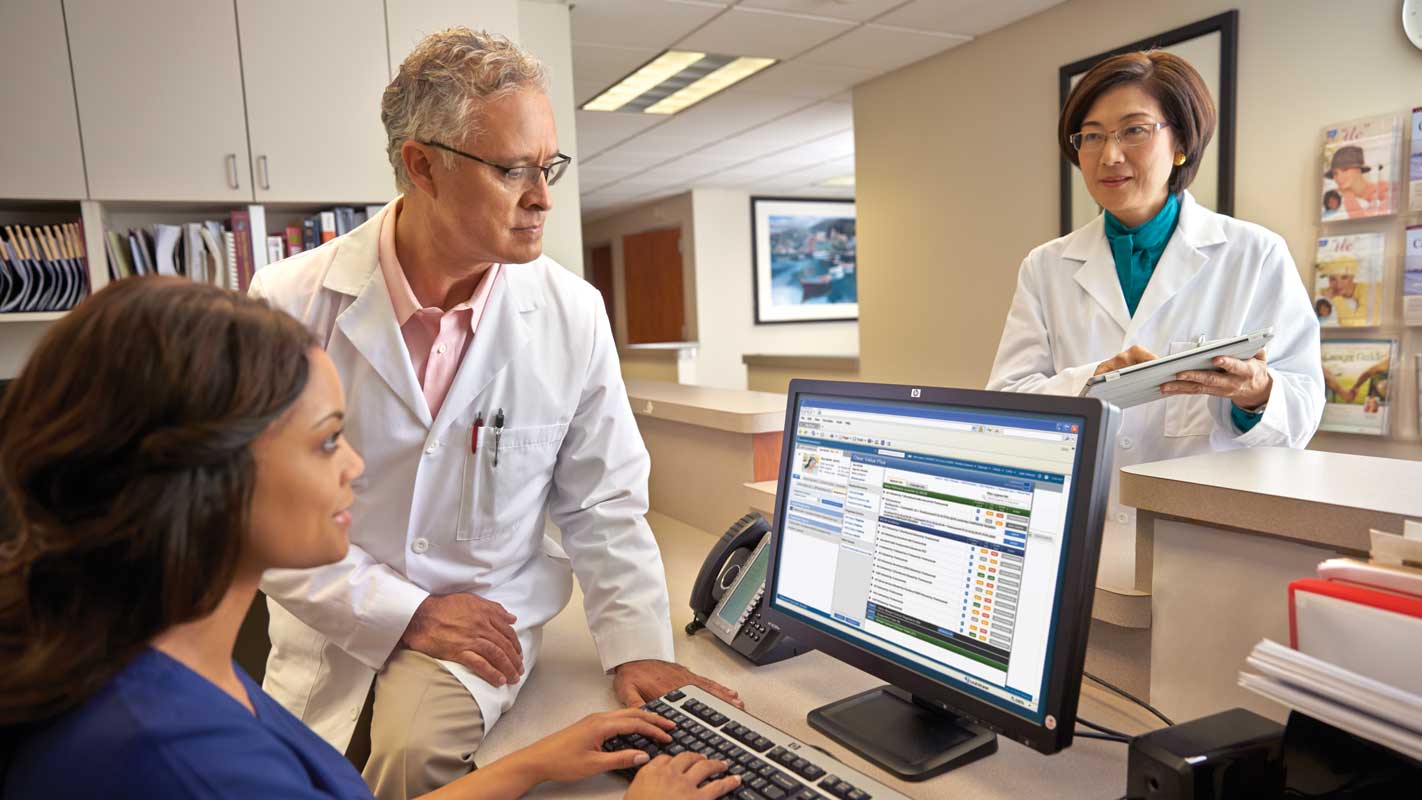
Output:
(686, 513), (806, 666)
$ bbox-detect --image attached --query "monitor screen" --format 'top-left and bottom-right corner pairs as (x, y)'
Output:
(769, 393), (1087, 726)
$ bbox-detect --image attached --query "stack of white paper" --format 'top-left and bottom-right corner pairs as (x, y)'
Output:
(1239, 639), (1422, 761)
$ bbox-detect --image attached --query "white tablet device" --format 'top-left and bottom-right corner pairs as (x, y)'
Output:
(1081, 328), (1274, 409)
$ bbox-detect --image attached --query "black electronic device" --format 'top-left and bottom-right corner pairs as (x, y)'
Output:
(762, 380), (1121, 780)
(687, 513), (807, 666)
(1126, 708), (1285, 799)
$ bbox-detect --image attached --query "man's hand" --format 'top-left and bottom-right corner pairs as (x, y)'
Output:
(401, 593), (524, 687)
(613, 660), (743, 709)
(1160, 349), (1273, 410)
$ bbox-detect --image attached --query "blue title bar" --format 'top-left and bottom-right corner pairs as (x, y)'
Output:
(797, 436), (1063, 487)
(801, 396), (1084, 434)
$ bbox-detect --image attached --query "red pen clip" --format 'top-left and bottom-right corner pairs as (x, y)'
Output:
(472, 412), (484, 454)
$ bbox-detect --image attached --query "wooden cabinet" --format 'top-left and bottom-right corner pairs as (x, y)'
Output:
(237, 0), (393, 204)
(0, 0), (87, 200)
(66, 0), (252, 202)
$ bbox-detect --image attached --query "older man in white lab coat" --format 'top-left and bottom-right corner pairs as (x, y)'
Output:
(251, 29), (739, 800)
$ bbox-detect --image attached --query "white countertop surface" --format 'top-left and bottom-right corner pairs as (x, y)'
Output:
(475, 512), (1156, 799)
(1120, 447), (1420, 550)
(625, 379), (787, 434)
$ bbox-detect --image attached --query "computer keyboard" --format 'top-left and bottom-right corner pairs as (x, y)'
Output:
(601, 685), (908, 800)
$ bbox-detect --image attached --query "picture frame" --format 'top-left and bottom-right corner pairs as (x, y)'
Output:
(751, 196), (858, 325)
(1058, 11), (1239, 236)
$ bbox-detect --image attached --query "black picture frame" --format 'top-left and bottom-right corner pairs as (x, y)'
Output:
(750, 195), (858, 325)
(1058, 10), (1239, 236)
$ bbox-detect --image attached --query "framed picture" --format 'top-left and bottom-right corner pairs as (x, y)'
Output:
(1058, 11), (1238, 236)
(751, 196), (857, 324)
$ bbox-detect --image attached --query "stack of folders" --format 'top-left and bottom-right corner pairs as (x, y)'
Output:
(1239, 521), (1422, 761)
(106, 210), (255, 292)
(286, 205), (386, 257)
(0, 223), (89, 313)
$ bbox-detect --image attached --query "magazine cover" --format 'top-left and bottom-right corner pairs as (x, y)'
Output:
(1407, 225), (1422, 326)
(1320, 114), (1401, 221)
(1411, 107), (1421, 211)
(1314, 233), (1385, 327)
(1320, 338), (1397, 435)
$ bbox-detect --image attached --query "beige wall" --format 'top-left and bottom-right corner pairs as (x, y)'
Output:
(854, 0), (1422, 459)
(584, 189), (861, 389)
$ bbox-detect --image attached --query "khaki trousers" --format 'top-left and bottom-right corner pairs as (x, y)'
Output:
(362, 649), (487, 800)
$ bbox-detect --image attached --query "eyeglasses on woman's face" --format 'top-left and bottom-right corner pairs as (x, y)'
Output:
(1069, 122), (1169, 153)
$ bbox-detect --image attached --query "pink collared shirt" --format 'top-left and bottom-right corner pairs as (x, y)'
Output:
(379, 198), (501, 419)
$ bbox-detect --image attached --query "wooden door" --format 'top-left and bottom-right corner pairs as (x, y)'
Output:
(588, 244), (614, 322)
(622, 227), (685, 344)
(0, 0), (86, 199)
(67, 0), (252, 201)
(238, 0), (393, 203)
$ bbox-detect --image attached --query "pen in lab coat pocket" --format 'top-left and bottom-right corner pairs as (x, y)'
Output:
(471, 412), (484, 454)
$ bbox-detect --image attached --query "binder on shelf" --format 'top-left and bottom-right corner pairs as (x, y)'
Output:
(285, 225), (304, 256)
(319, 211), (337, 243)
(0, 223), (89, 314)
(229, 210), (254, 291)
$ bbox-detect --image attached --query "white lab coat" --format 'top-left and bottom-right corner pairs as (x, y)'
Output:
(987, 192), (1323, 588)
(250, 201), (674, 751)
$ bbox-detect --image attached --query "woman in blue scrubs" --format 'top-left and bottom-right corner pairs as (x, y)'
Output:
(0, 278), (738, 800)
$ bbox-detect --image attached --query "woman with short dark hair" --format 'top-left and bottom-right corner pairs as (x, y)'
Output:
(0, 278), (738, 800)
(988, 51), (1322, 588)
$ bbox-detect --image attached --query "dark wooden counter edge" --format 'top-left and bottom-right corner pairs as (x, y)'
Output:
(1119, 471), (1398, 554)
(741, 354), (860, 370)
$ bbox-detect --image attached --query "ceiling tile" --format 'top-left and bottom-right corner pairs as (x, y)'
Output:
(572, 43), (661, 100)
(735, 0), (905, 22)
(735, 60), (877, 100)
(874, 0), (1066, 37)
(595, 134), (707, 162)
(798, 24), (969, 72)
(575, 110), (666, 156)
(738, 101), (852, 145)
(571, 0), (725, 48)
(645, 91), (808, 143)
(675, 7), (853, 59)
(580, 148), (664, 170)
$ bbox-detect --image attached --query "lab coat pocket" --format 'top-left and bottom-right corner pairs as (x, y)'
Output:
(457, 422), (568, 541)
(1163, 338), (1215, 438)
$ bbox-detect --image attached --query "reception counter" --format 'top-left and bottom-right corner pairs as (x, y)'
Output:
(1121, 447), (1422, 723)
(477, 512), (1162, 799)
(627, 379), (786, 535)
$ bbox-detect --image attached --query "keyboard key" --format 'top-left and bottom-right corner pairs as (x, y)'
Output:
(767, 746), (791, 764)
(764, 787), (788, 800)
(771, 773), (799, 792)
(665, 689), (685, 701)
(736, 789), (768, 800)
(793, 790), (827, 800)
(750, 737), (775, 752)
(846, 790), (870, 800)
(708, 712), (730, 726)
(796, 763), (825, 781)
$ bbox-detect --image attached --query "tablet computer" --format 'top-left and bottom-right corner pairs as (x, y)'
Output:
(1081, 328), (1274, 408)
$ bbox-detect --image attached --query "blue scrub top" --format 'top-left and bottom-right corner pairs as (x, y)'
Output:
(4, 648), (374, 799)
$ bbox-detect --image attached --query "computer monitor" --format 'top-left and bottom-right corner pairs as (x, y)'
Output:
(763, 380), (1120, 781)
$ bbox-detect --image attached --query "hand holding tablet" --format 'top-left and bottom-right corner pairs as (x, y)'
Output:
(1081, 329), (1275, 409)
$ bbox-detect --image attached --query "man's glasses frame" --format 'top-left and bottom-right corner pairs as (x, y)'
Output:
(420, 140), (572, 188)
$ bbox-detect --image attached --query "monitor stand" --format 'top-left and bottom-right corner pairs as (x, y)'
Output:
(807, 685), (998, 782)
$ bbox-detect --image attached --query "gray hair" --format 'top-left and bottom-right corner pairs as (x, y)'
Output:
(381, 27), (548, 192)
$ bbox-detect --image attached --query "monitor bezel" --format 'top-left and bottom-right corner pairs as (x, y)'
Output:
(762, 379), (1116, 755)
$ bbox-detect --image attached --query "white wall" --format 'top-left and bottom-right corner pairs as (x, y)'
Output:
(854, 0), (1422, 459)
(690, 188), (859, 390)
(582, 189), (860, 389)
(518, 0), (584, 275)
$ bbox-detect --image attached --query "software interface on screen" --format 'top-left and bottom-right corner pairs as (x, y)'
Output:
(771, 394), (1086, 722)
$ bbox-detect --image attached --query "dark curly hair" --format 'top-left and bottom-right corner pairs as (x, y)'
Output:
(0, 277), (316, 725)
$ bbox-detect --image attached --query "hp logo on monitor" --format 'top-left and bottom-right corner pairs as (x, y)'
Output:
(911, 388), (921, 398)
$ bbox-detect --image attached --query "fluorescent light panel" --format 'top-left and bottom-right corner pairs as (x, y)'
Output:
(819, 175), (855, 187)
(581, 50), (777, 116)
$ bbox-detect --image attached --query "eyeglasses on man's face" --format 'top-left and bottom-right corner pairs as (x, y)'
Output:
(420, 140), (572, 189)
(1068, 122), (1169, 153)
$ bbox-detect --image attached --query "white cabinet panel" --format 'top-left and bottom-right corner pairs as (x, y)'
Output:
(0, 0), (87, 199)
(238, 0), (393, 204)
(66, 0), (252, 202)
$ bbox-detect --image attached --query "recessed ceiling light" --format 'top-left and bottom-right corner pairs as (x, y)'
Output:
(819, 175), (855, 187)
(581, 50), (778, 115)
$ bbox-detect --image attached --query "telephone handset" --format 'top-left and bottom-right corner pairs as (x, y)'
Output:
(686, 513), (806, 666)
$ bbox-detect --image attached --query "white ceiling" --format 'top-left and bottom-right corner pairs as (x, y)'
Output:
(571, 0), (1066, 219)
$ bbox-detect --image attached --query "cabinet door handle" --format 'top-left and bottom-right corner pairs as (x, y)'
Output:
(225, 154), (239, 189)
(257, 155), (270, 191)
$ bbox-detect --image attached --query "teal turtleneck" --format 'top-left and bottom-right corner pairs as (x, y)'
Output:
(1103, 192), (1262, 432)
(1103, 191), (1179, 317)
